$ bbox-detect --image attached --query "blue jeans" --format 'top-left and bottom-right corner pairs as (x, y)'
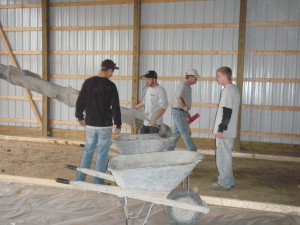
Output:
(167, 109), (197, 151)
(216, 137), (235, 188)
(76, 127), (112, 184)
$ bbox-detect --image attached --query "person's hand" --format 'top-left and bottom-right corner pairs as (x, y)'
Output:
(183, 106), (189, 112)
(79, 120), (85, 126)
(114, 128), (121, 134)
(187, 112), (191, 119)
(216, 132), (223, 138)
(150, 119), (157, 127)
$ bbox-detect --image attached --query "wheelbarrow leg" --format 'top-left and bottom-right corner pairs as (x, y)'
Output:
(142, 203), (154, 225)
(122, 197), (129, 225)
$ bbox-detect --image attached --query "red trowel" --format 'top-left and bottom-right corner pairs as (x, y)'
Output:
(187, 113), (200, 125)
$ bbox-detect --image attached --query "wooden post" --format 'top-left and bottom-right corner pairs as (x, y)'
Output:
(41, 0), (49, 137)
(131, 0), (141, 134)
(0, 25), (42, 125)
(235, 0), (247, 151)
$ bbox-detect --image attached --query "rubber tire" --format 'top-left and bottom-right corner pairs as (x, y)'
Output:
(164, 188), (204, 225)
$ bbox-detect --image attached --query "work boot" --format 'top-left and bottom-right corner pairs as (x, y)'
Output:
(210, 182), (231, 191)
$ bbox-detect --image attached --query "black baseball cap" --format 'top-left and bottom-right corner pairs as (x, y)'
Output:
(142, 70), (157, 79)
(101, 59), (119, 70)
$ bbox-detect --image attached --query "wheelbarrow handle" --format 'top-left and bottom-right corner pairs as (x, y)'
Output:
(65, 164), (77, 170)
(56, 178), (70, 184)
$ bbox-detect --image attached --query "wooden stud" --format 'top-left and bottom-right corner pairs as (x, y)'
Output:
(131, 0), (141, 134)
(42, 0), (49, 137)
(0, 26), (42, 125)
(235, 0), (247, 151)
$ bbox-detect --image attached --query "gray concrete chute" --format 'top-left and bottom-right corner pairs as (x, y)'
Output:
(0, 64), (146, 128)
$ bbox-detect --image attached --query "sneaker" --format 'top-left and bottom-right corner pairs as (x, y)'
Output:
(210, 182), (231, 191)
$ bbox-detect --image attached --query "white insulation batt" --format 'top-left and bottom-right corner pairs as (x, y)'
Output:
(0, 182), (299, 225)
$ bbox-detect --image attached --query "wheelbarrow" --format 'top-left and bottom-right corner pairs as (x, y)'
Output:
(56, 151), (209, 225)
(113, 133), (179, 155)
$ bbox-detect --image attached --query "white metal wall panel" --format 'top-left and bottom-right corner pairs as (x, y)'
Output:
(0, 2), (42, 128)
(243, 0), (300, 144)
(140, 0), (240, 138)
(49, 3), (133, 132)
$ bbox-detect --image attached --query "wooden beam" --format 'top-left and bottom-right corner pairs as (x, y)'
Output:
(0, 50), (42, 55)
(0, 118), (38, 123)
(2, 27), (42, 31)
(131, 0), (141, 134)
(49, 25), (133, 31)
(42, 0), (50, 137)
(1, 50), (299, 56)
(50, 74), (132, 80)
(235, 0), (247, 151)
(141, 23), (238, 29)
(49, 74), (300, 83)
(49, 0), (133, 7)
(248, 21), (300, 27)
(0, 3), (40, 8)
(0, 26), (42, 125)
(141, 50), (237, 55)
(2, 21), (299, 33)
(246, 50), (300, 55)
(49, 50), (132, 55)
(241, 131), (300, 139)
(243, 77), (300, 83)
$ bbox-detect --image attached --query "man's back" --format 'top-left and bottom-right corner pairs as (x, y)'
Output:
(75, 76), (121, 127)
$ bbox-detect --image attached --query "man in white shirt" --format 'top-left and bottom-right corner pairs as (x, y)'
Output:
(134, 70), (168, 134)
(167, 69), (199, 151)
(210, 66), (240, 191)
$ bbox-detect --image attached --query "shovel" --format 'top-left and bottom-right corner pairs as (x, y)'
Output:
(145, 118), (172, 138)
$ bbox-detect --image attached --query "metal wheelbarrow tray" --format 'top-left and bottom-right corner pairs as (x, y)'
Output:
(57, 151), (209, 225)
(113, 133), (179, 154)
(108, 151), (204, 192)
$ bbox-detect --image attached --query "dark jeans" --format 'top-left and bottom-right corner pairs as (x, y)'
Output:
(140, 125), (160, 134)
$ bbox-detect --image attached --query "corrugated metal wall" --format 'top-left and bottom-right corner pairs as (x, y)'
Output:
(49, 2), (133, 133)
(243, 0), (300, 144)
(0, 0), (299, 144)
(140, 0), (240, 139)
(0, 0), (42, 128)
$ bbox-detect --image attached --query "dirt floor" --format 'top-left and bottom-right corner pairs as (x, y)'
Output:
(0, 139), (299, 207)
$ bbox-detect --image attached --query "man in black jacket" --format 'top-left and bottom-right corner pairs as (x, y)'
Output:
(75, 59), (122, 184)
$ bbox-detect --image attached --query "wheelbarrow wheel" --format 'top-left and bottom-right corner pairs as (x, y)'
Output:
(164, 188), (204, 225)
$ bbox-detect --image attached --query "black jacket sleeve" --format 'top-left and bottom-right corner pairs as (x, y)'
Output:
(111, 84), (122, 129)
(218, 107), (232, 132)
(75, 81), (87, 121)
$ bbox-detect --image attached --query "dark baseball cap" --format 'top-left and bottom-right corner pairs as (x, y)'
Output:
(142, 70), (157, 79)
(101, 59), (119, 70)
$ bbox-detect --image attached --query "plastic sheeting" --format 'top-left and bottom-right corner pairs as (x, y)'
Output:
(0, 182), (299, 225)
